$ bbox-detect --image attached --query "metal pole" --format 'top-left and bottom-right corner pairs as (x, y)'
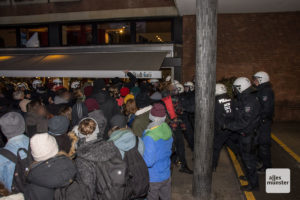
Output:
(193, 0), (218, 199)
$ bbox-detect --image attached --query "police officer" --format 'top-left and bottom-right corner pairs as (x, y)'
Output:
(253, 71), (274, 173)
(212, 83), (239, 171)
(225, 77), (261, 191)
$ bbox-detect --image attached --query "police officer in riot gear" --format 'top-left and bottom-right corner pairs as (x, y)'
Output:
(253, 71), (274, 173)
(212, 83), (239, 171)
(225, 77), (261, 191)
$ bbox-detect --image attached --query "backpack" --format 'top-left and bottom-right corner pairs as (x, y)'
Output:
(0, 146), (33, 193)
(54, 174), (91, 200)
(123, 136), (149, 200)
(94, 156), (127, 200)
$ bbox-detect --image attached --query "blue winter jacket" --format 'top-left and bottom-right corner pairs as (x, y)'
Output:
(142, 122), (173, 183)
(0, 134), (29, 191)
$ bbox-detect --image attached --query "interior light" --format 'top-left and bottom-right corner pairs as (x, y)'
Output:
(0, 56), (13, 61)
(119, 29), (124, 34)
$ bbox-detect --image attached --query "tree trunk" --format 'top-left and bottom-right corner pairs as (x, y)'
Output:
(192, 0), (218, 199)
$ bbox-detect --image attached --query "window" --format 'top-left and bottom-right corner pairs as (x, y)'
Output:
(97, 22), (130, 45)
(136, 21), (172, 43)
(0, 29), (17, 48)
(62, 24), (93, 46)
(12, 0), (47, 5)
(20, 27), (48, 47)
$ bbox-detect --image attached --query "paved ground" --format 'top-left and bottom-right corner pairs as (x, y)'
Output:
(171, 122), (300, 200)
(171, 143), (244, 200)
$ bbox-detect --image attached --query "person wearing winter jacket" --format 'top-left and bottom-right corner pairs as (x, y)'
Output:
(85, 98), (107, 139)
(0, 112), (29, 192)
(48, 115), (72, 154)
(71, 89), (88, 128)
(142, 103), (173, 200)
(132, 91), (152, 137)
(108, 114), (144, 159)
(24, 133), (76, 200)
(25, 100), (48, 138)
(73, 117), (119, 199)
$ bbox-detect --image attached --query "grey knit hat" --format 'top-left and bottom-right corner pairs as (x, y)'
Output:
(110, 114), (127, 128)
(150, 92), (162, 101)
(0, 112), (25, 139)
(48, 115), (70, 136)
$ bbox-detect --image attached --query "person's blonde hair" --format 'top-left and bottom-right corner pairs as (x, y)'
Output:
(78, 118), (97, 135)
(125, 99), (138, 115)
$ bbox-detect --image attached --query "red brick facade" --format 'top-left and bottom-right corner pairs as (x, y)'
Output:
(182, 12), (300, 121)
(0, 0), (175, 17)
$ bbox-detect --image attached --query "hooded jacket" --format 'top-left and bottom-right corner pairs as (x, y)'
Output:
(142, 122), (173, 183)
(88, 110), (107, 139)
(108, 128), (144, 159)
(24, 155), (76, 200)
(75, 139), (119, 199)
(132, 105), (152, 137)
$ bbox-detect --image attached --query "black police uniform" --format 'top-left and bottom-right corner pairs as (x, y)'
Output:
(226, 87), (261, 189)
(213, 93), (239, 170)
(256, 82), (274, 170)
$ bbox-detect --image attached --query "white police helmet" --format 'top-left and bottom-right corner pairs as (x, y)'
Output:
(184, 81), (195, 92)
(71, 81), (80, 89)
(173, 80), (179, 85)
(253, 71), (270, 85)
(32, 79), (42, 89)
(165, 75), (171, 82)
(175, 83), (184, 94)
(53, 78), (62, 85)
(215, 83), (227, 96)
(233, 77), (251, 93)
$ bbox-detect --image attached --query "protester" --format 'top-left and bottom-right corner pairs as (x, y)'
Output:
(25, 100), (48, 138)
(0, 112), (29, 192)
(124, 99), (138, 128)
(143, 103), (173, 200)
(24, 133), (76, 200)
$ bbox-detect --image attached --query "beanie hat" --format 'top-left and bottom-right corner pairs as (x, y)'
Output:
(124, 94), (135, 104)
(19, 99), (31, 113)
(84, 86), (93, 97)
(0, 112), (25, 139)
(48, 116), (70, 136)
(110, 114), (127, 128)
(130, 87), (140, 97)
(85, 98), (99, 112)
(150, 92), (162, 101)
(120, 87), (130, 97)
(135, 92), (151, 109)
(150, 103), (166, 118)
(93, 79), (106, 93)
(30, 133), (59, 162)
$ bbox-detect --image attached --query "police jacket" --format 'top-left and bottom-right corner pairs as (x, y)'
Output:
(215, 94), (234, 131)
(227, 88), (261, 135)
(256, 82), (274, 121)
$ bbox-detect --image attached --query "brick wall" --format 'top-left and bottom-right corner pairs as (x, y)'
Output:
(182, 12), (300, 121)
(0, 0), (175, 17)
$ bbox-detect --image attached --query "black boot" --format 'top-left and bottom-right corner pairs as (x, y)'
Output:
(240, 184), (258, 191)
(239, 175), (247, 181)
(179, 164), (193, 174)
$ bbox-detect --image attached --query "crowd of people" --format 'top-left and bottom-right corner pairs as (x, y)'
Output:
(0, 71), (197, 200)
(0, 70), (274, 199)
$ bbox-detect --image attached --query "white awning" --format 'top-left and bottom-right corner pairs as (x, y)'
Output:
(0, 51), (167, 78)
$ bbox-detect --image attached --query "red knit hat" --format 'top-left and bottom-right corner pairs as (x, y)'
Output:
(85, 98), (99, 112)
(150, 103), (166, 118)
(120, 87), (130, 97)
(84, 86), (93, 97)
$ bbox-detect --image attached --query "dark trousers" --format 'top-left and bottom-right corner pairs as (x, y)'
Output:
(182, 114), (194, 151)
(173, 129), (187, 165)
(257, 120), (272, 169)
(212, 130), (239, 169)
(239, 134), (259, 187)
(147, 178), (171, 200)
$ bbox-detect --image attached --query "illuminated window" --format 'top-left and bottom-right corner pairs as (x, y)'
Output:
(97, 23), (130, 45)
(136, 21), (172, 43)
(0, 29), (17, 48)
(62, 24), (93, 46)
(20, 27), (48, 47)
